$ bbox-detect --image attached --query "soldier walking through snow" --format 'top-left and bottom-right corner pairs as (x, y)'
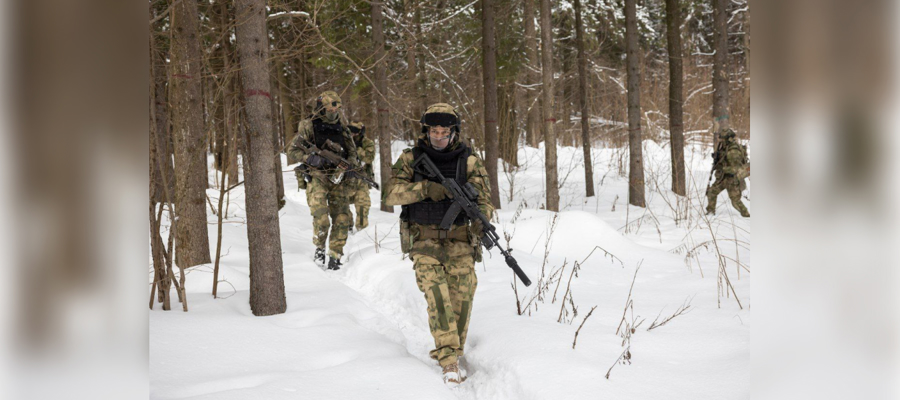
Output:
(286, 91), (358, 270)
(384, 104), (493, 386)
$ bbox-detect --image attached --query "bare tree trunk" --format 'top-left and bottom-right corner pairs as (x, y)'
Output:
(150, 17), (174, 205)
(415, 7), (428, 138)
(270, 62), (285, 207)
(574, 0), (594, 197)
(295, 51), (308, 118)
(499, 83), (518, 166)
(625, 0), (645, 207)
(149, 16), (171, 309)
(540, 0), (559, 211)
(405, 0), (419, 142)
(481, 0), (502, 209)
(712, 0), (730, 143)
(276, 58), (294, 146)
(170, 0), (212, 267)
(523, 0), (540, 148)
(234, 0), (287, 316)
(373, 0), (394, 213)
(666, 0), (686, 196)
(217, 0), (239, 188)
(226, 65), (240, 187)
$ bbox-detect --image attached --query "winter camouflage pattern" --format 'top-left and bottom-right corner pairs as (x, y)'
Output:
(286, 120), (358, 182)
(349, 122), (375, 229)
(707, 129), (750, 217)
(306, 177), (353, 259)
(316, 90), (342, 110)
(421, 103), (460, 123)
(413, 251), (477, 366)
(286, 91), (358, 258)
(383, 128), (493, 367)
(384, 148), (493, 220)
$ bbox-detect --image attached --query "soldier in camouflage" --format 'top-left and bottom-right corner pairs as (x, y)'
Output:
(286, 91), (359, 270)
(347, 122), (375, 231)
(706, 129), (750, 217)
(384, 103), (493, 387)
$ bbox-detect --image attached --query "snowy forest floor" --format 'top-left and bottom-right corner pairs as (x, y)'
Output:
(150, 140), (750, 400)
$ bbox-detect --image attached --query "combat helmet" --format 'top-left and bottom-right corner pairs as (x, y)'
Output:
(420, 103), (461, 134)
(314, 90), (342, 117)
(348, 121), (366, 137)
(718, 128), (736, 141)
(420, 103), (461, 150)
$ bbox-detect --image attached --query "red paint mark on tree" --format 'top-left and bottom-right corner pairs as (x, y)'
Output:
(245, 89), (272, 99)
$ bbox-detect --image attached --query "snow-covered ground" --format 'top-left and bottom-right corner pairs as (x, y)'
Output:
(150, 139), (750, 399)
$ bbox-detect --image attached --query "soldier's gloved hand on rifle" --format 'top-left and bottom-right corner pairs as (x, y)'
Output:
(472, 219), (484, 238)
(424, 181), (453, 202)
(306, 154), (327, 169)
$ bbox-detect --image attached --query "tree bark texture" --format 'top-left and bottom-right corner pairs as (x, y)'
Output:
(574, 0), (594, 197)
(498, 83), (518, 167)
(523, 0), (540, 148)
(405, 0), (420, 142)
(149, 15), (172, 309)
(540, 0), (559, 211)
(415, 7), (428, 136)
(481, 0), (502, 209)
(625, 0), (646, 207)
(373, 0), (394, 213)
(234, 0), (287, 316)
(666, 0), (686, 196)
(170, 0), (212, 267)
(276, 58), (294, 147)
(712, 0), (730, 142)
(150, 21), (174, 205)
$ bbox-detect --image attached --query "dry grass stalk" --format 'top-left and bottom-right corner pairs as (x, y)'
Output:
(572, 305), (597, 349)
(647, 296), (694, 331)
(615, 261), (642, 335)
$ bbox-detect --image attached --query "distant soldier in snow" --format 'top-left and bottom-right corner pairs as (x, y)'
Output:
(706, 129), (750, 217)
(384, 103), (493, 387)
(286, 91), (358, 270)
(347, 121), (375, 231)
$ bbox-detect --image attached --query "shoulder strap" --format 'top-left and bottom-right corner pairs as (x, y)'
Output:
(457, 147), (471, 183)
(412, 147), (425, 182)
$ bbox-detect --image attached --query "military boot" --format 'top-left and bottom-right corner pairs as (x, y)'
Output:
(442, 362), (464, 386)
(314, 248), (326, 265)
(357, 207), (369, 229)
(327, 257), (342, 271)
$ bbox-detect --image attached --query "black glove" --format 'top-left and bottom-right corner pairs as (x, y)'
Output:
(425, 181), (452, 202)
(307, 154), (327, 169)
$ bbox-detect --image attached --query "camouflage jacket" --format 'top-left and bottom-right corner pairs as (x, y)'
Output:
(354, 136), (376, 178)
(714, 139), (748, 177)
(384, 144), (494, 222)
(286, 115), (358, 183)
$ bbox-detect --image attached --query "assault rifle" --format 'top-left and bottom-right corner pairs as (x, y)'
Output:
(412, 153), (532, 287)
(295, 139), (379, 189)
(706, 142), (726, 193)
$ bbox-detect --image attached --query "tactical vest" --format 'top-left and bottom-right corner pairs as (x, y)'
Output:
(312, 118), (348, 158)
(401, 146), (471, 226)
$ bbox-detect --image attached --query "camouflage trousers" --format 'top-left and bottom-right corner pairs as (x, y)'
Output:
(306, 177), (353, 259)
(707, 176), (749, 217)
(411, 239), (477, 367)
(349, 180), (371, 229)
